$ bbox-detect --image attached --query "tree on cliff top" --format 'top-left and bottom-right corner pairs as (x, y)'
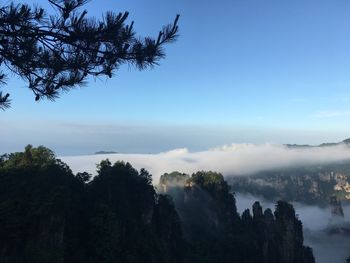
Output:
(0, 0), (179, 109)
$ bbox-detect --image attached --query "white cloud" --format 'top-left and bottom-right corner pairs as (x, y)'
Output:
(61, 143), (350, 184)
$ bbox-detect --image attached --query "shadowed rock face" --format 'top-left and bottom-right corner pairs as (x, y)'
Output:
(159, 172), (315, 263)
(326, 197), (350, 237)
(273, 201), (310, 263)
(330, 196), (344, 218)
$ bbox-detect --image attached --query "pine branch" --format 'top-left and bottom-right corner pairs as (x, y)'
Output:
(0, 1), (179, 109)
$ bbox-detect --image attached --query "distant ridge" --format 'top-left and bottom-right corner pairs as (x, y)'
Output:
(285, 138), (350, 148)
(94, 151), (118, 155)
(284, 144), (311, 148)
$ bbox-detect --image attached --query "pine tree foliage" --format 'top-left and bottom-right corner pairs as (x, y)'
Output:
(0, 0), (180, 109)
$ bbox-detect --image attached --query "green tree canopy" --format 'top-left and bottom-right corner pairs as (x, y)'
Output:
(0, 144), (62, 169)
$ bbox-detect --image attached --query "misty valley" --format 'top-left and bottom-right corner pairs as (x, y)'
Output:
(1, 0), (349, 262)
(1, 144), (350, 263)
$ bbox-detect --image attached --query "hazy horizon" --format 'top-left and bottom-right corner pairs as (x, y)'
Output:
(2, 120), (350, 156)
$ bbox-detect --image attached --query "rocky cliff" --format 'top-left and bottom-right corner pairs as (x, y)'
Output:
(229, 162), (350, 205)
(159, 171), (315, 263)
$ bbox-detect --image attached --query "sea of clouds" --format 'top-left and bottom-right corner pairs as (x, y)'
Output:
(60, 143), (350, 263)
(61, 143), (350, 183)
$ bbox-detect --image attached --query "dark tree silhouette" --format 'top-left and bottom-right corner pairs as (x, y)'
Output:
(0, 146), (316, 263)
(0, 0), (179, 109)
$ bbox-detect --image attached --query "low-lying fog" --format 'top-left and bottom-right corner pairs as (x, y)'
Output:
(60, 143), (350, 263)
(236, 193), (350, 263)
(61, 143), (350, 183)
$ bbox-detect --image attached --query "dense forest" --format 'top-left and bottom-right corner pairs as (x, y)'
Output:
(0, 146), (315, 263)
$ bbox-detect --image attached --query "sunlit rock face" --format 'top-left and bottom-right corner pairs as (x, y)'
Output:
(333, 174), (350, 200)
(229, 163), (350, 205)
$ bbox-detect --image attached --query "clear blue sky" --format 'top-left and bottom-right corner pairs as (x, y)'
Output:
(2, 0), (350, 155)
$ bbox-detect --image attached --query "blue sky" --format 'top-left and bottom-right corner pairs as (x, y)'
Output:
(2, 0), (350, 155)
